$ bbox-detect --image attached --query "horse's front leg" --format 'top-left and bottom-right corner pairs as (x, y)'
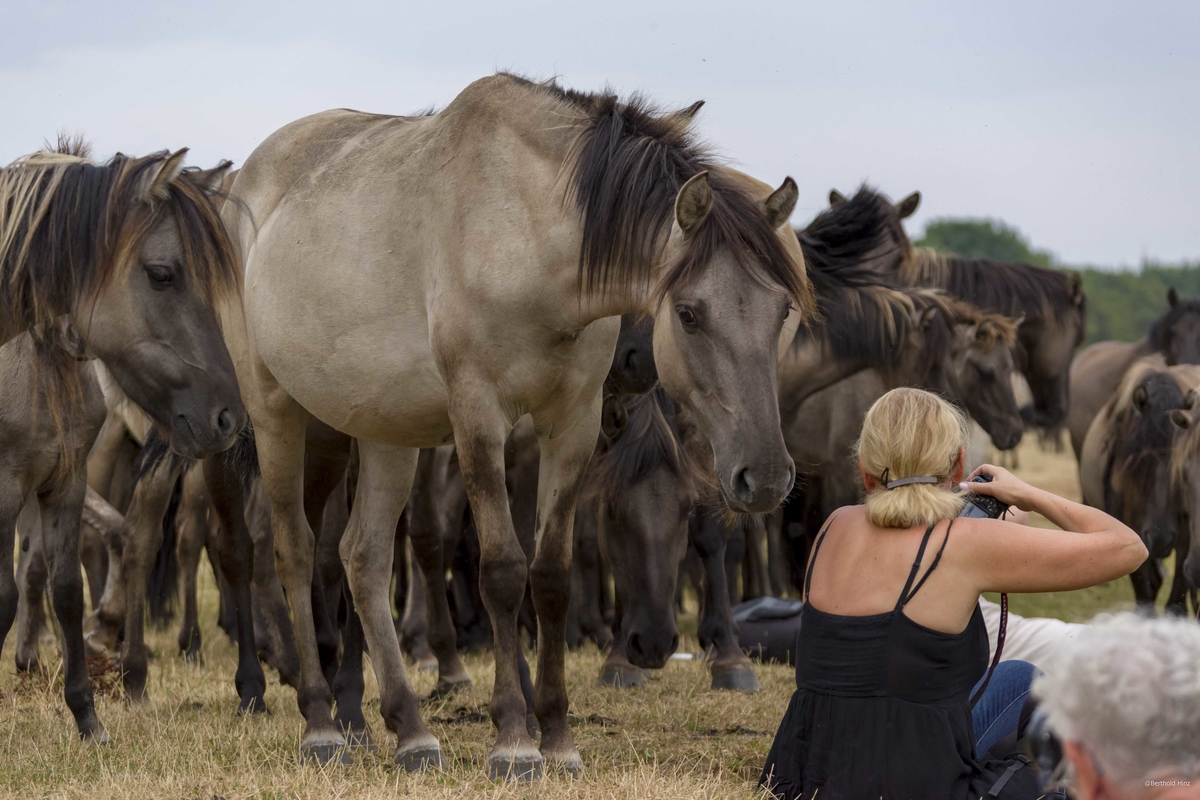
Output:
(252, 400), (344, 762)
(175, 463), (208, 661)
(529, 399), (603, 777)
(15, 501), (48, 672)
(39, 475), (107, 742)
(690, 510), (761, 693)
(119, 457), (181, 703)
(449, 396), (541, 780)
(341, 440), (441, 770)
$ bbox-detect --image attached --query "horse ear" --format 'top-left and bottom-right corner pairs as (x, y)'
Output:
(829, 189), (847, 206)
(1133, 384), (1149, 411)
(600, 395), (628, 442)
(1185, 389), (1198, 410)
(1068, 272), (1084, 304)
(1169, 287), (1180, 308)
(674, 171), (712, 235)
(895, 191), (921, 219)
(976, 319), (993, 342)
(1011, 313), (1026, 329)
(666, 100), (705, 128)
(1172, 408), (1192, 430)
(763, 177), (799, 230)
(918, 305), (940, 330)
(190, 160), (234, 197)
(137, 148), (189, 203)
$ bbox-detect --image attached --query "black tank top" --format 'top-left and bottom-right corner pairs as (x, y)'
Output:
(759, 516), (1002, 800)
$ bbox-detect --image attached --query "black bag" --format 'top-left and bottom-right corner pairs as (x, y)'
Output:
(733, 596), (805, 665)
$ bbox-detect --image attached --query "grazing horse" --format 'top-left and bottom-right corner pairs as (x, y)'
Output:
(830, 186), (1087, 430)
(588, 388), (712, 687)
(0, 144), (243, 744)
(221, 74), (811, 776)
(1068, 288), (1200, 459)
(1080, 357), (1200, 609)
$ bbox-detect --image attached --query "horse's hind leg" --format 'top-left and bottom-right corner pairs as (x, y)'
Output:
(690, 510), (761, 693)
(342, 441), (441, 770)
(15, 502), (48, 672)
(407, 447), (472, 694)
(332, 579), (374, 750)
(81, 489), (126, 653)
(0, 489), (19, 668)
(79, 521), (108, 613)
(40, 475), (107, 742)
(176, 463), (208, 661)
(118, 457), (181, 704)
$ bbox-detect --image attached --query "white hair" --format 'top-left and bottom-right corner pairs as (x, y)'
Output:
(1032, 612), (1200, 783)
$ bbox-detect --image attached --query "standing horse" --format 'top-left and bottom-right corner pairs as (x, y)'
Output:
(221, 75), (811, 776)
(830, 186), (1087, 429)
(0, 144), (243, 744)
(1068, 288), (1200, 459)
(1169, 393), (1200, 605)
(1080, 357), (1200, 609)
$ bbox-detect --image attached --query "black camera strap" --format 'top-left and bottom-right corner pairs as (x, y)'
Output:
(970, 592), (1008, 708)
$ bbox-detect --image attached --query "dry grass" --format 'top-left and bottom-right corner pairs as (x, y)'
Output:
(0, 430), (1160, 798)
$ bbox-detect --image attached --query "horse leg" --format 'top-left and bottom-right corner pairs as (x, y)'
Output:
(407, 447), (472, 695)
(1165, 525), (1191, 616)
(119, 458), (179, 704)
(764, 510), (789, 597)
(203, 456), (269, 714)
(176, 464), (208, 661)
(527, 406), (600, 777)
(399, 536), (437, 671)
(15, 502), (48, 672)
(81, 489), (125, 653)
(573, 495), (610, 650)
(341, 441), (441, 770)
(79, 520), (108, 613)
(691, 511), (761, 693)
(1129, 558), (1163, 608)
(0, 487), (20, 676)
(332, 578), (374, 750)
(244, 481), (300, 690)
(726, 521), (745, 605)
(40, 475), (107, 742)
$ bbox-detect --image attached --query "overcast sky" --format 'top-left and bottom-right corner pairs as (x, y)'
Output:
(4, 1), (1197, 268)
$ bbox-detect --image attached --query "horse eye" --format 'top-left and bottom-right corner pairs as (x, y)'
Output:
(144, 264), (174, 289)
(676, 305), (698, 330)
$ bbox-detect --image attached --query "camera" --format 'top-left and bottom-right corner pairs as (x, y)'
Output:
(958, 474), (1009, 519)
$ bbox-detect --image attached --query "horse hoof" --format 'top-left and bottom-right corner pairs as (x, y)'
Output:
(487, 748), (544, 782)
(125, 690), (151, 707)
(300, 733), (349, 766)
(543, 749), (583, 777)
(394, 741), (444, 772)
(597, 664), (647, 688)
(344, 727), (377, 752)
(415, 656), (438, 674)
(430, 674), (473, 698)
(80, 715), (110, 745)
(525, 713), (541, 739)
(710, 663), (762, 693)
(237, 695), (269, 715)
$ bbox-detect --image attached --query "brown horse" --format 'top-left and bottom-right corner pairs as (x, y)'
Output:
(1068, 288), (1200, 459)
(830, 186), (1087, 429)
(1080, 357), (1200, 609)
(221, 74), (812, 777)
(1169, 391), (1200, 603)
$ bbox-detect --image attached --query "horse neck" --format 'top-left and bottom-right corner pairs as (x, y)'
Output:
(778, 336), (873, 419)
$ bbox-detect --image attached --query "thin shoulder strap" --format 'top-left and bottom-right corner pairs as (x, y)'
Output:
(803, 508), (845, 603)
(895, 522), (937, 611)
(900, 520), (955, 608)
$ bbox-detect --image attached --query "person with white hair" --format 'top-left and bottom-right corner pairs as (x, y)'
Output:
(1032, 613), (1200, 799)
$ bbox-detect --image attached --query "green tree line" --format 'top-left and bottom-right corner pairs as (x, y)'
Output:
(916, 219), (1200, 345)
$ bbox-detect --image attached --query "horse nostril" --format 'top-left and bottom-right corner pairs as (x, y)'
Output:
(215, 408), (235, 437)
(734, 467), (756, 498)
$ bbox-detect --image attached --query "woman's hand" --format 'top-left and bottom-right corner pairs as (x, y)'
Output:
(960, 464), (1040, 511)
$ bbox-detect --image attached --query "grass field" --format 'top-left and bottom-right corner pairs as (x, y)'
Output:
(0, 433), (1166, 798)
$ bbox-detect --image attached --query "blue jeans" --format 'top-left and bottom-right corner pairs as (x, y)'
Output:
(971, 660), (1038, 757)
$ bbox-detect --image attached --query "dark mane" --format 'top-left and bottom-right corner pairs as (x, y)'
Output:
(504, 74), (811, 313)
(588, 387), (713, 505)
(800, 185), (909, 272)
(0, 139), (240, 454)
(1149, 295), (1200, 352)
(906, 248), (1080, 324)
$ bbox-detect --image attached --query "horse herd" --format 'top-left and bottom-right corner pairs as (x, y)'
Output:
(0, 73), (1193, 782)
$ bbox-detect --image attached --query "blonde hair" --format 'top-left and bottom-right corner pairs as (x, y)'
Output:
(856, 388), (969, 528)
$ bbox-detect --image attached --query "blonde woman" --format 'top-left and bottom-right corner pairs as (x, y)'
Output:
(760, 388), (1145, 800)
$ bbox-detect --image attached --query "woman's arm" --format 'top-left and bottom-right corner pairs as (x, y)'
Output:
(954, 465), (1147, 594)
